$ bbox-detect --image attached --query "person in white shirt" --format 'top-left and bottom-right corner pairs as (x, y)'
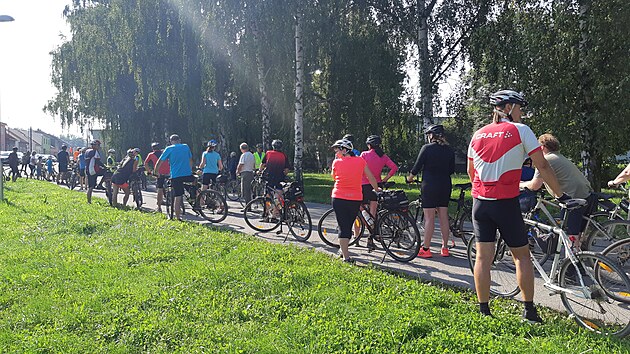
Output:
(237, 143), (256, 204)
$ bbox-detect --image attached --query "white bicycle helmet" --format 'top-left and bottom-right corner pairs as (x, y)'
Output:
(331, 139), (353, 151)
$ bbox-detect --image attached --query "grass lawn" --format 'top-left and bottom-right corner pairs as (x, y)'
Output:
(0, 180), (628, 352)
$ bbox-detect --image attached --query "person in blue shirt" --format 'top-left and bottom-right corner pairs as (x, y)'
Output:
(343, 134), (361, 157)
(155, 134), (194, 220)
(46, 157), (54, 181)
(198, 139), (223, 190)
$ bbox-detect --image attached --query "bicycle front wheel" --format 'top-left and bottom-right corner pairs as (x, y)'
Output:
(226, 179), (241, 201)
(133, 182), (143, 209)
(244, 197), (281, 232)
(285, 201), (312, 242)
(196, 190), (228, 223)
(377, 210), (422, 262)
(583, 220), (630, 254)
(467, 238), (520, 297)
(316, 208), (363, 248)
(455, 208), (474, 246)
(559, 252), (630, 337)
(602, 238), (630, 284)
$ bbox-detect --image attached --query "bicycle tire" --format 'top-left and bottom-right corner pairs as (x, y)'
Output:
(196, 190), (228, 223)
(243, 197), (282, 232)
(285, 201), (312, 242)
(559, 252), (630, 337)
(316, 208), (363, 248)
(226, 179), (241, 201)
(377, 210), (422, 262)
(467, 238), (520, 297)
(166, 189), (174, 219)
(602, 238), (630, 283)
(455, 208), (474, 247)
(524, 224), (551, 266)
(583, 219), (630, 254)
(133, 181), (143, 209)
(67, 173), (78, 190)
(105, 180), (113, 206)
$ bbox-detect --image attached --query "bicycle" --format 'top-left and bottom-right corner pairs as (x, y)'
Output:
(129, 167), (145, 209)
(243, 180), (312, 242)
(164, 175), (228, 223)
(251, 171), (268, 199)
(67, 164), (80, 190)
(591, 184), (629, 223)
(407, 180), (474, 247)
(467, 198), (630, 337)
(317, 184), (421, 262)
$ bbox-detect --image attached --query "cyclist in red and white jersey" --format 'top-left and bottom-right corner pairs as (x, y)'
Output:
(468, 89), (567, 324)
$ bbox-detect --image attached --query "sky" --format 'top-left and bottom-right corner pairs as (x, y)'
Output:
(0, 0), (74, 137)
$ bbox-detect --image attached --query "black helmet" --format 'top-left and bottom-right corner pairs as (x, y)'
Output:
(331, 139), (353, 151)
(365, 135), (381, 146)
(256, 143), (263, 149)
(151, 142), (161, 150)
(342, 134), (355, 142)
(489, 90), (528, 107)
(271, 139), (283, 150)
(424, 124), (445, 135)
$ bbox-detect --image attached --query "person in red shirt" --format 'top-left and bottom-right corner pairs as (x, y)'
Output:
(331, 138), (380, 262)
(467, 89), (565, 323)
(145, 142), (170, 213)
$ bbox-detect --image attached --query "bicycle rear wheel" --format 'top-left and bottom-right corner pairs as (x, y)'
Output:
(243, 197), (281, 232)
(377, 210), (422, 262)
(132, 181), (143, 209)
(583, 220), (630, 254)
(467, 238), (520, 297)
(316, 208), (363, 248)
(196, 190), (228, 223)
(559, 252), (630, 337)
(455, 208), (474, 246)
(226, 179), (241, 201)
(285, 201), (312, 242)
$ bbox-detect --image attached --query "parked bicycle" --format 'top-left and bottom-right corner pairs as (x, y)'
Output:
(164, 175), (228, 223)
(128, 167), (145, 209)
(317, 183), (421, 263)
(243, 180), (312, 242)
(467, 198), (630, 337)
(407, 180), (474, 247)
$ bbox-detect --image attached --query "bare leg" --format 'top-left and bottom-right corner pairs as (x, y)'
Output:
(122, 188), (130, 206)
(474, 242), (496, 303)
(423, 208), (436, 249)
(112, 185), (119, 206)
(510, 245), (535, 302)
(437, 207), (451, 248)
(339, 238), (350, 260)
(156, 188), (164, 211)
(174, 195), (183, 219)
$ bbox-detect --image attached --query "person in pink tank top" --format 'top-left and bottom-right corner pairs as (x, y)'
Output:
(359, 135), (398, 250)
(331, 138), (380, 262)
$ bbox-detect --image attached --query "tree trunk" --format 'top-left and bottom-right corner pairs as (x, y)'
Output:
(251, 19), (272, 151)
(293, 12), (305, 185)
(578, 0), (599, 190)
(417, 0), (433, 136)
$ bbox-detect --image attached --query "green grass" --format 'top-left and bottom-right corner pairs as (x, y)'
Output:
(0, 180), (629, 353)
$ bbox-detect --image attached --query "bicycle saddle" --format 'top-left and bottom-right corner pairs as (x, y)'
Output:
(454, 183), (472, 190)
(558, 198), (587, 210)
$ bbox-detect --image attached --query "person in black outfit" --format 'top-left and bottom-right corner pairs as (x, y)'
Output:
(8, 147), (20, 182)
(406, 124), (455, 258)
(57, 145), (70, 184)
(111, 149), (138, 207)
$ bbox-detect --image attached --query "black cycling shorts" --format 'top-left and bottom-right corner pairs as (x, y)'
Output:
(472, 197), (528, 248)
(564, 193), (597, 235)
(156, 176), (166, 189)
(172, 175), (196, 197)
(86, 172), (98, 188)
(202, 173), (218, 186)
(362, 184), (377, 202)
(59, 163), (68, 173)
(332, 198), (362, 239)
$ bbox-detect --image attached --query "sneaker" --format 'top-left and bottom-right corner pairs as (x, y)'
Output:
(417, 248), (432, 258)
(522, 309), (544, 325)
(441, 247), (450, 257)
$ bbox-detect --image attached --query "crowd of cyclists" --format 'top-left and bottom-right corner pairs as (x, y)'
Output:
(5, 88), (630, 331)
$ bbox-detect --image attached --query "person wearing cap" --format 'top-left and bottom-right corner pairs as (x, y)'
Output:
(85, 140), (106, 204)
(56, 145), (70, 184)
(155, 134), (194, 220)
(198, 139), (223, 191)
(260, 139), (290, 191)
(406, 124), (455, 258)
(253, 143), (265, 170)
(467, 89), (566, 323)
(342, 134), (361, 157)
(360, 135), (398, 250)
(145, 142), (170, 212)
(236, 142), (255, 204)
(7, 147), (20, 182)
(330, 138), (380, 262)
(111, 149), (138, 207)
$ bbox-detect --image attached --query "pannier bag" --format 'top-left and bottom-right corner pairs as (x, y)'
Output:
(283, 181), (304, 201)
(379, 190), (409, 210)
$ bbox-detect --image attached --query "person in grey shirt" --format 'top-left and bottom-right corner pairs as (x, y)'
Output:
(237, 143), (256, 204)
(520, 133), (594, 249)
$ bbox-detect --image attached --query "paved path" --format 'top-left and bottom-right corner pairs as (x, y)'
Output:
(82, 183), (594, 314)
